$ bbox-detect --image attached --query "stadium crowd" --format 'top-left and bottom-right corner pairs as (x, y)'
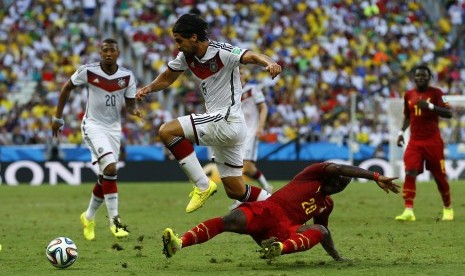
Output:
(0, 0), (464, 152)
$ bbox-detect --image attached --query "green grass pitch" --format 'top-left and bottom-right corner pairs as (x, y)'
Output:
(0, 180), (464, 275)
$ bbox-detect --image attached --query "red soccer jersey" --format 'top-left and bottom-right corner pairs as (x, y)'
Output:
(403, 86), (448, 141)
(268, 162), (334, 226)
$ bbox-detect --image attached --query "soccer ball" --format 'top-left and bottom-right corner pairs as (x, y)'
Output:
(45, 237), (78, 268)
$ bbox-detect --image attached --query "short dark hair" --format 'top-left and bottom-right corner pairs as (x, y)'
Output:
(413, 64), (432, 77)
(172, 14), (209, 41)
(102, 38), (118, 45)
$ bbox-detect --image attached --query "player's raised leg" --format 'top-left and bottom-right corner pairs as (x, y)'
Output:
(160, 117), (217, 213)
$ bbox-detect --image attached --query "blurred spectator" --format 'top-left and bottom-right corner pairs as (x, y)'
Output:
(0, 0), (464, 148)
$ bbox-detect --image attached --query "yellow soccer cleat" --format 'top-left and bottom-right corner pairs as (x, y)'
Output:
(185, 180), (217, 213)
(162, 228), (182, 258)
(259, 238), (283, 261)
(110, 216), (130, 238)
(80, 212), (95, 241)
(110, 225), (129, 238)
(395, 208), (416, 222)
(442, 207), (454, 221)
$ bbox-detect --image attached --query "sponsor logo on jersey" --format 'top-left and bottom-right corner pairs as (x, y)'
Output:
(231, 48), (241, 55)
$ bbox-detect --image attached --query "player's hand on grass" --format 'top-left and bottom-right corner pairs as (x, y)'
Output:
(375, 175), (400, 194)
(334, 256), (352, 262)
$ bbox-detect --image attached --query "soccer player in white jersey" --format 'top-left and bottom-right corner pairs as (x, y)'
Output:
(240, 70), (273, 193)
(51, 38), (142, 240)
(136, 14), (282, 213)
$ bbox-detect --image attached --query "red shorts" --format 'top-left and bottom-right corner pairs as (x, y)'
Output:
(404, 139), (445, 174)
(239, 201), (300, 245)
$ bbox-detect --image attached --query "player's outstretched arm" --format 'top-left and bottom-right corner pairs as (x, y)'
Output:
(240, 51), (282, 79)
(325, 163), (400, 194)
(52, 80), (75, 137)
(136, 69), (183, 101)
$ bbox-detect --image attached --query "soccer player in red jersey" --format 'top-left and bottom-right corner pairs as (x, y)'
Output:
(161, 162), (399, 261)
(395, 64), (454, 222)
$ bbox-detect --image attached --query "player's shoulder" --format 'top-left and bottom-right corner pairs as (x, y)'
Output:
(117, 65), (135, 75)
(209, 40), (244, 55)
(209, 40), (233, 51)
(428, 86), (444, 94)
(76, 62), (100, 73)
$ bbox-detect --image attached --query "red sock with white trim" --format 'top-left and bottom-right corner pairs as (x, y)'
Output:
(281, 229), (323, 255)
(181, 217), (224, 248)
(167, 137), (209, 190)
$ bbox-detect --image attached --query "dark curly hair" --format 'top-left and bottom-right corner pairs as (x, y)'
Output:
(172, 14), (209, 41)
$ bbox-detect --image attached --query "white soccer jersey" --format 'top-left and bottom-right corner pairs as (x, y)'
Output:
(70, 62), (136, 130)
(241, 83), (266, 137)
(167, 41), (247, 122)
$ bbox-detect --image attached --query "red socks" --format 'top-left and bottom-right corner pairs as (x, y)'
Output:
(102, 178), (117, 195)
(92, 181), (103, 198)
(402, 174), (416, 208)
(167, 137), (194, 160)
(430, 170), (451, 207)
(240, 185), (262, 202)
(181, 218), (224, 247)
(281, 229), (323, 255)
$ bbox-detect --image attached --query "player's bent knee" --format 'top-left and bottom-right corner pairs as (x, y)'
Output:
(308, 224), (328, 236)
(222, 209), (247, 232)
(159, 123), (169, 139)
(103, 163), (117, 176)
(100, 154), (117, 175)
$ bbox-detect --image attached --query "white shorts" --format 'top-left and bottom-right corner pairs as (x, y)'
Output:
(178, 113), (247, 177)
(243, 134), (259, 162)
(82, 123), (120, 172)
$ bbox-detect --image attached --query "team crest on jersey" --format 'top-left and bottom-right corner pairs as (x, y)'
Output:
(190, 62), (195, 67)
(117, 78), (126, 88)
(209, 60), (218, 72)
(98, 147), (104, 154)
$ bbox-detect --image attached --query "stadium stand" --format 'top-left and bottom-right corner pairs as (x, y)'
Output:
(0, 0), (464, 158)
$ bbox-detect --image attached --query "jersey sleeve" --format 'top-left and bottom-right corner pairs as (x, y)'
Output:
(125, 71), (137, 99)
(293, 162), (330, 182)
(70, 65), (88, 86)
(220, 43), (247, 68)
(435, 89), (449, 108)
(167, 52), (187, 72)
